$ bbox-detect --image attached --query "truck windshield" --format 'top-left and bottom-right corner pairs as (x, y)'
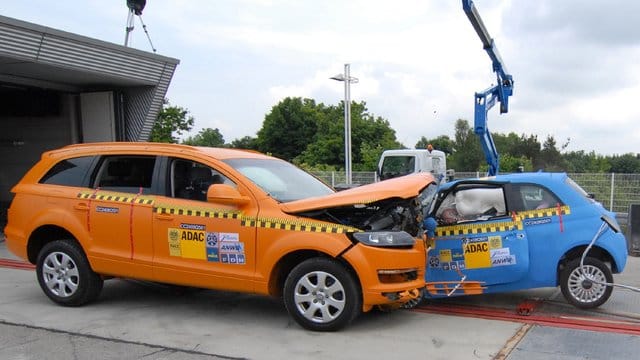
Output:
(223, 158), (334, 202)
(380, 156), (415, 180)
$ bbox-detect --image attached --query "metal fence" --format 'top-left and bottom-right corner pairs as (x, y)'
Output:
(311, 171), (640, 214)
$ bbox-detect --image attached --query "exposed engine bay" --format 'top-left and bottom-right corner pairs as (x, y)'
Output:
(295, 184), (438, 237)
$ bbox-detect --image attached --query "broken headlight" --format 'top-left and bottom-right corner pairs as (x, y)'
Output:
(351, 231), (415, 247)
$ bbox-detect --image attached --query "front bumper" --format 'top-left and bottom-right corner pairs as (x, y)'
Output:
(341, 239), (426, 311)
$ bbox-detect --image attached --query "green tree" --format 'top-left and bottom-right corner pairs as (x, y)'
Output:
(415, 135), (454, 154)
(496, 154), (533, 172)
(256, 97), (320, 162)
(349, 101), (403, 170)
(608, 153), (640, 173)
(182, 128), (225, 147)
(294, 101), (402, 170)
(449, 119), (483, 171)
(229, 136), (259, 150)
(149, 99), (194, 143)
(493, 132), (541, 166)
(536, 135), (566, 171)
(563, 150), (609, 173)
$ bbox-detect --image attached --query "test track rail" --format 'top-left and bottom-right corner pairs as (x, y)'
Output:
(412, 302), (640, 336)
(0, 258), (35, 270)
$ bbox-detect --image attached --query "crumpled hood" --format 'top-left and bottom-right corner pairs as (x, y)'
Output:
(281, 173), (435, 214)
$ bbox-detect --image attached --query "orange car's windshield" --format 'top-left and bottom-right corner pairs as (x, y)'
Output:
(224, 158), (334, 202)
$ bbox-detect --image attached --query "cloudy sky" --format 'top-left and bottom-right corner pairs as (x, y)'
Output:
(4, 1), (640, 155)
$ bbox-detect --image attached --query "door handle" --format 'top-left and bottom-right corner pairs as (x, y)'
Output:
(155, 214), (174, 221)
(74, 203), (89, 211)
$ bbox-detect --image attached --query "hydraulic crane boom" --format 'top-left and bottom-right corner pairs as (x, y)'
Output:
(462, 0), (514, 176)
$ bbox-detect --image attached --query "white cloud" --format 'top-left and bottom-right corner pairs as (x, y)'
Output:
(3, 0), (639, 155)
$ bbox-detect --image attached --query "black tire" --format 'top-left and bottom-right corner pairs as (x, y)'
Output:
(36, 240), (103, 307)
(283, 258), (361, 331)
(560, 257), (613, 309)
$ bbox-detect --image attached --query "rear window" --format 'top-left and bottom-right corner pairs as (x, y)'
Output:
(565, 177), (594, 203)
(40, 156), (94, 187)
(92, 156), (156, 193)
(516, 184), (561, 211)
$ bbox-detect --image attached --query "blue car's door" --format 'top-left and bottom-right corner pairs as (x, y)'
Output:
(425, 184), (530, 297)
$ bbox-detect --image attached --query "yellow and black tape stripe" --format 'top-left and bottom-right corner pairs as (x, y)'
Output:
(436, 220), (523, 237)
(241, 216), (361, 234)
(154, 205), (241, 219)
(516, 205), (571, 220)
(77, 191), (154, 205)
(154, 204), (358, 234)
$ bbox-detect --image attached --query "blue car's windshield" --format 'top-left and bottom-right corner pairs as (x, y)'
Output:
(223, 158), (334, 202)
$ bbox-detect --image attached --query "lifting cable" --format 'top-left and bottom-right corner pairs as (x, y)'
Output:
(581, 219), (640, 293)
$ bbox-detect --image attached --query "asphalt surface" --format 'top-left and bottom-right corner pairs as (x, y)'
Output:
(1, 237), (639, 360)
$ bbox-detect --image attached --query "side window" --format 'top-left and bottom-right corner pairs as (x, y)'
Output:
(436, 187), (506, 225)
(516, 185), (561, 211)
(170, 158), (234, 201)
(92, 155), (156, 193)
(40, 156), (94, 186)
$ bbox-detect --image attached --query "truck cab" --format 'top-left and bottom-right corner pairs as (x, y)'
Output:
(378, 148), (450, 183)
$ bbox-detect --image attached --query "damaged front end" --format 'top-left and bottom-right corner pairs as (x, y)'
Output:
(281, 174), (439, 308)
(294, 183), (438, 238)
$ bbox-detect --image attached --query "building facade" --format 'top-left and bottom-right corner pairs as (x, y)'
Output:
(0, 15), (179, 221)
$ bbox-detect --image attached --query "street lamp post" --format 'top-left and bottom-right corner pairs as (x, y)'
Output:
(330, 64), (359, 185)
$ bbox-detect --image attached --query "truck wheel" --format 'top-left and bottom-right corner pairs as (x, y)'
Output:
(560, 257), (613, 309)
(283, 258), (361, 331)
(36, 240), (103, 306)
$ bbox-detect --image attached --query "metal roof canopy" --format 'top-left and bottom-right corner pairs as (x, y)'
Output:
(0, 15), (180, 141)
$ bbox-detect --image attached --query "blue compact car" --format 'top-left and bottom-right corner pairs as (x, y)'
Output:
(422, 172), (628, 309)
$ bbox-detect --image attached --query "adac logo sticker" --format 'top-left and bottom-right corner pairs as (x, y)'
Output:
(168, 228), (181, 257)
(463, 237), (491, 269)
(167, 223), (207, 260)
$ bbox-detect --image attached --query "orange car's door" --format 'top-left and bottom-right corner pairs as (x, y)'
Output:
(151, 158), (258, 292)
(84, 155), (157, 278)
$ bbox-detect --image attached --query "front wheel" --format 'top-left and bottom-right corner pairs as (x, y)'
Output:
(36, 240), (103, 306)
(560, 257), (613, 309)
(283, 258), (361, 331)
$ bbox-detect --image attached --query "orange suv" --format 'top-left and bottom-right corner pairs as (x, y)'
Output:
(4, 142), (436, 331)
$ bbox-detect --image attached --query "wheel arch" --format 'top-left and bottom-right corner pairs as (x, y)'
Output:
(556, 245), (617, 284)
(27, 225), (82, 264)
(267, 249), (361, 298)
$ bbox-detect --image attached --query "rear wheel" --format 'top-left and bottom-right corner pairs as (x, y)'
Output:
(283, 258), (361, 331)
(560, 257), (613, 309)
(36, 240), (103, 306)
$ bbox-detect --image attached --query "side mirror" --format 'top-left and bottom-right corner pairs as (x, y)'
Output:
(206, 184), (250, 205)
(601, 215), (621, 234)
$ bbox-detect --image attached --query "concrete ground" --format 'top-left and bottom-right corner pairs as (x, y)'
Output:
(0, 237), (639, 360)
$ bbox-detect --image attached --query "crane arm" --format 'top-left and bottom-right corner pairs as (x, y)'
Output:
(462, 0), (514, 176)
